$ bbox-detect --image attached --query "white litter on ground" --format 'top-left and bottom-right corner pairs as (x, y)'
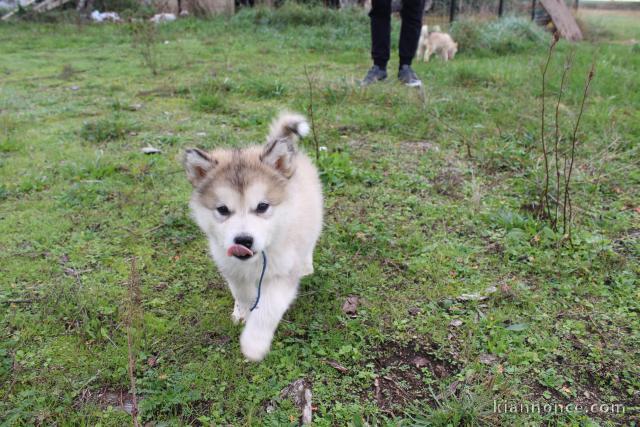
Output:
(142, 146), (162, 154)
(149, 13), (176, 24)
(90, 10), (121, 22)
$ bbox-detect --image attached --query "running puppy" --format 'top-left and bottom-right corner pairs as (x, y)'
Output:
(183, 113), (323, 361)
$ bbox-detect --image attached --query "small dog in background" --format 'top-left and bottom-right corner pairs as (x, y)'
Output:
(183, 112), (323, 362)
(417, 25), (458, 62)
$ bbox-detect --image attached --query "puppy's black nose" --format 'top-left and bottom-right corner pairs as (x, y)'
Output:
(234, 235), (253, 249)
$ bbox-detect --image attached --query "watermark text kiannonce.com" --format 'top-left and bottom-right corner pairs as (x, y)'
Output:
(494, 400), (625, 415)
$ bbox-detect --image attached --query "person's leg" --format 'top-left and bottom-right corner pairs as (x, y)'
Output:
(369, 0), (392, 69)
(398, 0), (425, 68)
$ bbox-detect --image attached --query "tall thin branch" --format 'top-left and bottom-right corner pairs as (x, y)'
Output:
(127, 257), (141, 427)
(563, 62), (595, 241)
(553, 51), (573, 230)
(539, 33), (559, 220)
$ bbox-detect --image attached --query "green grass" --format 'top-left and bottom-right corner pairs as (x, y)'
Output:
(450, 17), (547, 56)
(1, 5), (639, 425)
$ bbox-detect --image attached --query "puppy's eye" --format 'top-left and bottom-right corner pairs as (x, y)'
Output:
(216, 205), (230, 216)
(256, 202), (270, 214)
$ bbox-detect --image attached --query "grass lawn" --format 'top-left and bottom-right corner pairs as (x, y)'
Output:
(0, 6), (638, 426)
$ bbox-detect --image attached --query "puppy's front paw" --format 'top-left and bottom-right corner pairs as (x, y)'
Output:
(240, 330), (272, 362)
(231, 311), (244, 325)
(232, 301), (249, 325)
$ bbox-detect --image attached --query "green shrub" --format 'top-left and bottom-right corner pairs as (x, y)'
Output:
(241, 78), (287, 99)
(233, 2), (367, 28)
(192, 79), (230, 113)
(576, 16), (614, 42)
(195, 92), (225, 112)
(129, 20), (159, 76)
(453, 67), (498, 87)
(451, 17), (547, 55)
(80, 115), (136, 143)
(0, 116), (20, 153)
(0, 186), (9, 201)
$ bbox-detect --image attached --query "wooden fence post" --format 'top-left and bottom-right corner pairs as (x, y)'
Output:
(449, 0), (456, 23)
(531, 0), (536, 21)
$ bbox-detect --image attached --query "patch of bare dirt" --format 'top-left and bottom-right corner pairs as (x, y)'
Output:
(365, 341), (459, 414)
(432, 167), (464, 198)
(74, 387), (136, 414)
(523, 353), (638, 424)
(399, 140), (440, 153)
(612, 228), (639, 259)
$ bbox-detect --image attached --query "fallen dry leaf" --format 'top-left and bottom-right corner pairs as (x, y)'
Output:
(458, 286), (497, 302)
(484, 286), (497, 294)
(412, 356), (430, 368)
(323, 360), (349, 373)
(342, 296), (359, 316)
(457, 293), (486, 301)
(479, 354), (498, 365)
(499, 282), (512, 295)
(449, 319), (463, 327)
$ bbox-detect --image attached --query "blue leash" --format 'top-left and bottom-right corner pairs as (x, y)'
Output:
(249, 251), (267, 311)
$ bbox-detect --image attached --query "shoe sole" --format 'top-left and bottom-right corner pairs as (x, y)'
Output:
(402, 80), (422, 87)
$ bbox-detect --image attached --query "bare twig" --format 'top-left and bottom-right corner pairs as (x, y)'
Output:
(126, 257), (142, 427)
(130, 21), (158, 76)
(539, 33), (559, 220)
(303, 66), (320, 163)
(563, 62), (595, 242)
(553, 51), (573, 229)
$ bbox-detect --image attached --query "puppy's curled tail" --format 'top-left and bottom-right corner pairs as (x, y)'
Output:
(267, 112), (310, 146)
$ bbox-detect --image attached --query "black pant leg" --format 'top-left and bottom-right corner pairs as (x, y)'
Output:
(399, 0), (425, 67)
(369, 0), (392, 69)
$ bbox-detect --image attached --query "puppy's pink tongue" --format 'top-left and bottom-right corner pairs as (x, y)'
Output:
(227, 244), (253, 257)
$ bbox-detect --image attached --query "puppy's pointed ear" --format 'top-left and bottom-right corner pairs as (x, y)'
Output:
(261, 112), (309, 178)
(183, 148), (216, 187)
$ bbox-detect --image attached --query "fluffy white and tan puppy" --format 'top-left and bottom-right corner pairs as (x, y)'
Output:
(417, 25), (458, 62)
(183, 112), (323, 362)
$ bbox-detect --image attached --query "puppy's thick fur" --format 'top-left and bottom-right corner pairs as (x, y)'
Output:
(184, 113), (323, 361)
(417, 25), (458, 62)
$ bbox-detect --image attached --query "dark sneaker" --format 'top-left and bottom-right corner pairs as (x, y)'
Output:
(361, 65), (387, 86)
(398, 64), (422, 87)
